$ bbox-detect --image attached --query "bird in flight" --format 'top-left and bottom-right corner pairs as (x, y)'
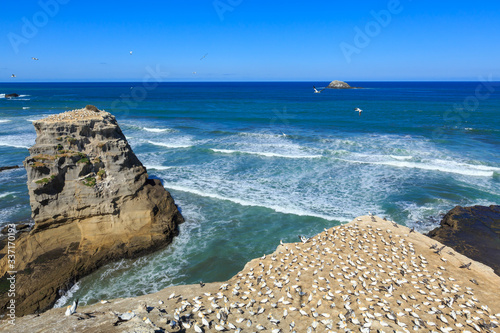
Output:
(129, 51), (133, 55)
(11, 74), (16, 78)
(354, 108), (362, 115)
(31, 57), (39, 60)
(200, 53), (208, 60)
(313, 86), (326, 93)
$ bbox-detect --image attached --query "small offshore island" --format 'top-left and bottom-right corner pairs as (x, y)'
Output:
(326, 80), (362, 89)
(0, 108), (499, 332)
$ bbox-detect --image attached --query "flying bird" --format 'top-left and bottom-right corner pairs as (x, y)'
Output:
(129, 51), (133, 55)
(200, 53), (208, 60)
(11, 74), (16, 78)
(313, 86), (326, 93)
(31, 57), (39, 60)
(355, 108), (362, 115)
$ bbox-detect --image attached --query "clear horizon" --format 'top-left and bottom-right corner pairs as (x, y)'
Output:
(2, 0), (500, 82)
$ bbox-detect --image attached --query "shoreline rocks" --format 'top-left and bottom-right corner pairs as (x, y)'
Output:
(0, 107), (184, 316)
(0, 166), (20, 172)
(427, 205), (500, 276)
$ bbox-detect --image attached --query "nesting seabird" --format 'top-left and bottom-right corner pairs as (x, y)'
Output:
(64, 299), (78, 316)
(459, 262), (472, 269)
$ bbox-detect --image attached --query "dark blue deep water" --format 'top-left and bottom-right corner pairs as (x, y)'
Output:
(1, 81), (499, 306)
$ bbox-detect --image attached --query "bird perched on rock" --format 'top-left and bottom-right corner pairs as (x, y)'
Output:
(65, 299), (78, 316)
(298, 235), (309, 243)
(459, 262), (472, 269)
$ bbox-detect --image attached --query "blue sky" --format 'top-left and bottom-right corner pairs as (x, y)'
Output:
(1, 0), (500, 81)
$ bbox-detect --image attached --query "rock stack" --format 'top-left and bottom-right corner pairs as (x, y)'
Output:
(0, 106), (184, 316)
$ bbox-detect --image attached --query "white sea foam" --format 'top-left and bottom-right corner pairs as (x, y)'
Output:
(389, 155), (413, 160)
(53, 282), (80, 308)
(210, 148), (322, 159)
(164, 183), (348, 222)
(143, 127), (173, 133)
(0, 120), (11, 123)
(144, 165), (173, 171)
(0, 134), (35, 149)
(0, 192), (16, 199)
(148, 140), (193, 149)
(0, 94), (4, 98)
(0, 141), (29, 149)
(336, 157), (497, 177)
(22, 107), (30, 110)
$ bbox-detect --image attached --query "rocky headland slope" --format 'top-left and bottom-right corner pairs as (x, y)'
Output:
(428, 205), (500, 276)
(2, 216), (499, 332)
(0, 106), (184, 317)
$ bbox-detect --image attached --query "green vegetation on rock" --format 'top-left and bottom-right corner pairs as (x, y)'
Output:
(82, 176), (96, 187)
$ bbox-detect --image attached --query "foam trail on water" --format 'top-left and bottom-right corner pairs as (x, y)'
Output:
(53, 282), (80, 308)
(142, 127), (174, 133)
(144, 165), (173, 171)
(389, 155), (413, 160)
(210, 148), (322, 159)
(0, 120), (11, 123)
(0, 192), (16, 199)
(148, 140), (193, 149)
(165, 183), (348, 222)
(336, 158), (497, 177)
(0, 142), (29, 149)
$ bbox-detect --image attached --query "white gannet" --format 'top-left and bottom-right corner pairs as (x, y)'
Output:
(65, 299), (78, 316)
(313, 86), (326, 93)
(355, 108), (362, 115)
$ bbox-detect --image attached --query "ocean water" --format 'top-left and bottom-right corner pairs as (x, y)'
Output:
(0, 81), (499, 307)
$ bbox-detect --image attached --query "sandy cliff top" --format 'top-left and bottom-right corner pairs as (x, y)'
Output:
(38, 107), (105, 123)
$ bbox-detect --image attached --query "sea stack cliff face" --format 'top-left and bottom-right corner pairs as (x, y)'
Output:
(0, 107), (184, 316)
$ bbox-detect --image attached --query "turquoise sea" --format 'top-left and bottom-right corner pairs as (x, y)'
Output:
(0, 81), (499, 307)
